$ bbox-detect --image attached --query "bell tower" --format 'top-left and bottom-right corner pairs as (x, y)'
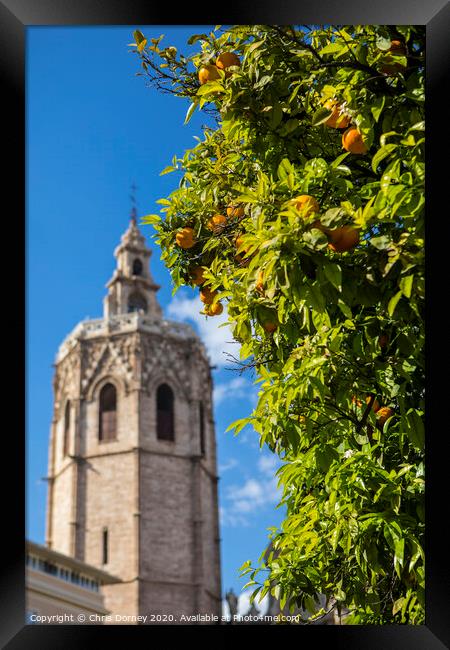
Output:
(45, 208), (222, 622)
(103, 207), (162, 320)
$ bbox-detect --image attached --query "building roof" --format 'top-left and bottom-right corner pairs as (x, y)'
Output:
(26, 540), (121, 585)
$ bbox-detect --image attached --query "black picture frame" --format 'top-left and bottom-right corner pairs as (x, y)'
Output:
(2, 0), (448, 646)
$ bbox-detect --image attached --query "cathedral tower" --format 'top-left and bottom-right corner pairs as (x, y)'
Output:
(45, 212), (222, 621)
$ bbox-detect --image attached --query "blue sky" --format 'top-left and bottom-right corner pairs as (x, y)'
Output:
(26, 25), (285, 601)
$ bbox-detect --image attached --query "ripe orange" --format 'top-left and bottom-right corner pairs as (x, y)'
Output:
(388, 39), (406, 55)
(226, 204), (245, 219)
(235, 234), (256, 266)
(328, 226), (359, 253)
(263, 321), (278, 333)
(351, 395), (363, 408)
(255, 270), (264, 294)
(342, 127), (368, 154)
(176, 227), (196, 249)
(207, 214), (227, 232)
(200, 287), (218, 305)
(323, 100), (351, 129)
(216, 52), (240, 77)
(207, 301), (223, 316)
(190, 266), (206, 286)
(380, 61), (406, 75)
(376, 406), (394, 426)
(292, 194), (320, 217)
(365, 396), (381, 413)
(198, 64), (221, 85)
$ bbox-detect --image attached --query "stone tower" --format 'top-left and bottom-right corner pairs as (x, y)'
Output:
(45, 212), (222, 622)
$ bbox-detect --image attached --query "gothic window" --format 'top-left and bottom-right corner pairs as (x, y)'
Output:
(63, 400), (70, 457)
(99, 383), (117, 442)
(199, 401), (206, 456)
(102, 528), (108, 565)
(128, 292), (147, 313)
(132, 258), (143, 276)
(156, 384), (175, 441)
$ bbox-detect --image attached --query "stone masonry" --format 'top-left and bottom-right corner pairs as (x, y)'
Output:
(45, 214), (222, 623)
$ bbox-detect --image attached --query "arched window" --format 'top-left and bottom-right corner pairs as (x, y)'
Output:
(199, 401), (206, 457)
(157, 384), (175, 441)
(63, 400), (70, 457)
(102, 527), (108, 565)
(99, 383), (117, 442)
(132, 258), (143, 276)
(128, 292), (147, 313)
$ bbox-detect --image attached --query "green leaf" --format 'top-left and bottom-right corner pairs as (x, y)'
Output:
(196, 81), (224, 96)
(320, 42), (345, 55)
(277, 158), (294, 181)
(184, 101), (197, 125)
(405, 410), (424, 450)
(371, 144), (398, 173)
(160, 166), (176, 175)
(323, 263), (342, 292)
(269, 103), (283, 129)
(311, 107), (333, 127)
(338, 299), (352, 319)
(399, 275), (413, 298)
(371, 96), (385, 123)
(376, 36), (392, 51)
(394, 538), (405, 578)
(133, 29), (145, 45)
(369, 236), (392, 250)
(393, 597), (406, 615)
(187, 33), (208, 44)
(388, 290), (402, 317)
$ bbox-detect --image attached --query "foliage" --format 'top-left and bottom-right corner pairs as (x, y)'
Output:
(132, 24), (425, 624)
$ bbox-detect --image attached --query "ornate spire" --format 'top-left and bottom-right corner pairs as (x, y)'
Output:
(102, 190), (161, 320)
(130, 181), (138, 225)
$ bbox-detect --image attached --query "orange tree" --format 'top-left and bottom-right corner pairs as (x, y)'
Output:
(132, 25), (425, 624)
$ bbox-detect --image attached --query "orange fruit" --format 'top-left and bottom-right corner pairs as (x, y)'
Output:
(351, 395), (363, 408)
(207, 214), (227, 232)
(176, 227), (196, 249)
(380, 61), (406, 75)
(207, 301), (223, 316)
(235, 234), (245, 249)
(200, 287), (217, 305)
(226, 204), (245, 219)
(365, 396), (381, 413)
(292, 195), (320, 217)
(388, 39), (406, 55)
(323, 100), (351, 129)
(376, 406), (394, 427)
(235, 234), (256, 266)
(328, 226), (359, 253)
(216, 52), (240, 77)
(198, 64), (221, 85)
(263, 321), (278, 333)
(255, 270), (264, 294)
(190, 266), (206, 286)
(342, 127), (368, 154)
